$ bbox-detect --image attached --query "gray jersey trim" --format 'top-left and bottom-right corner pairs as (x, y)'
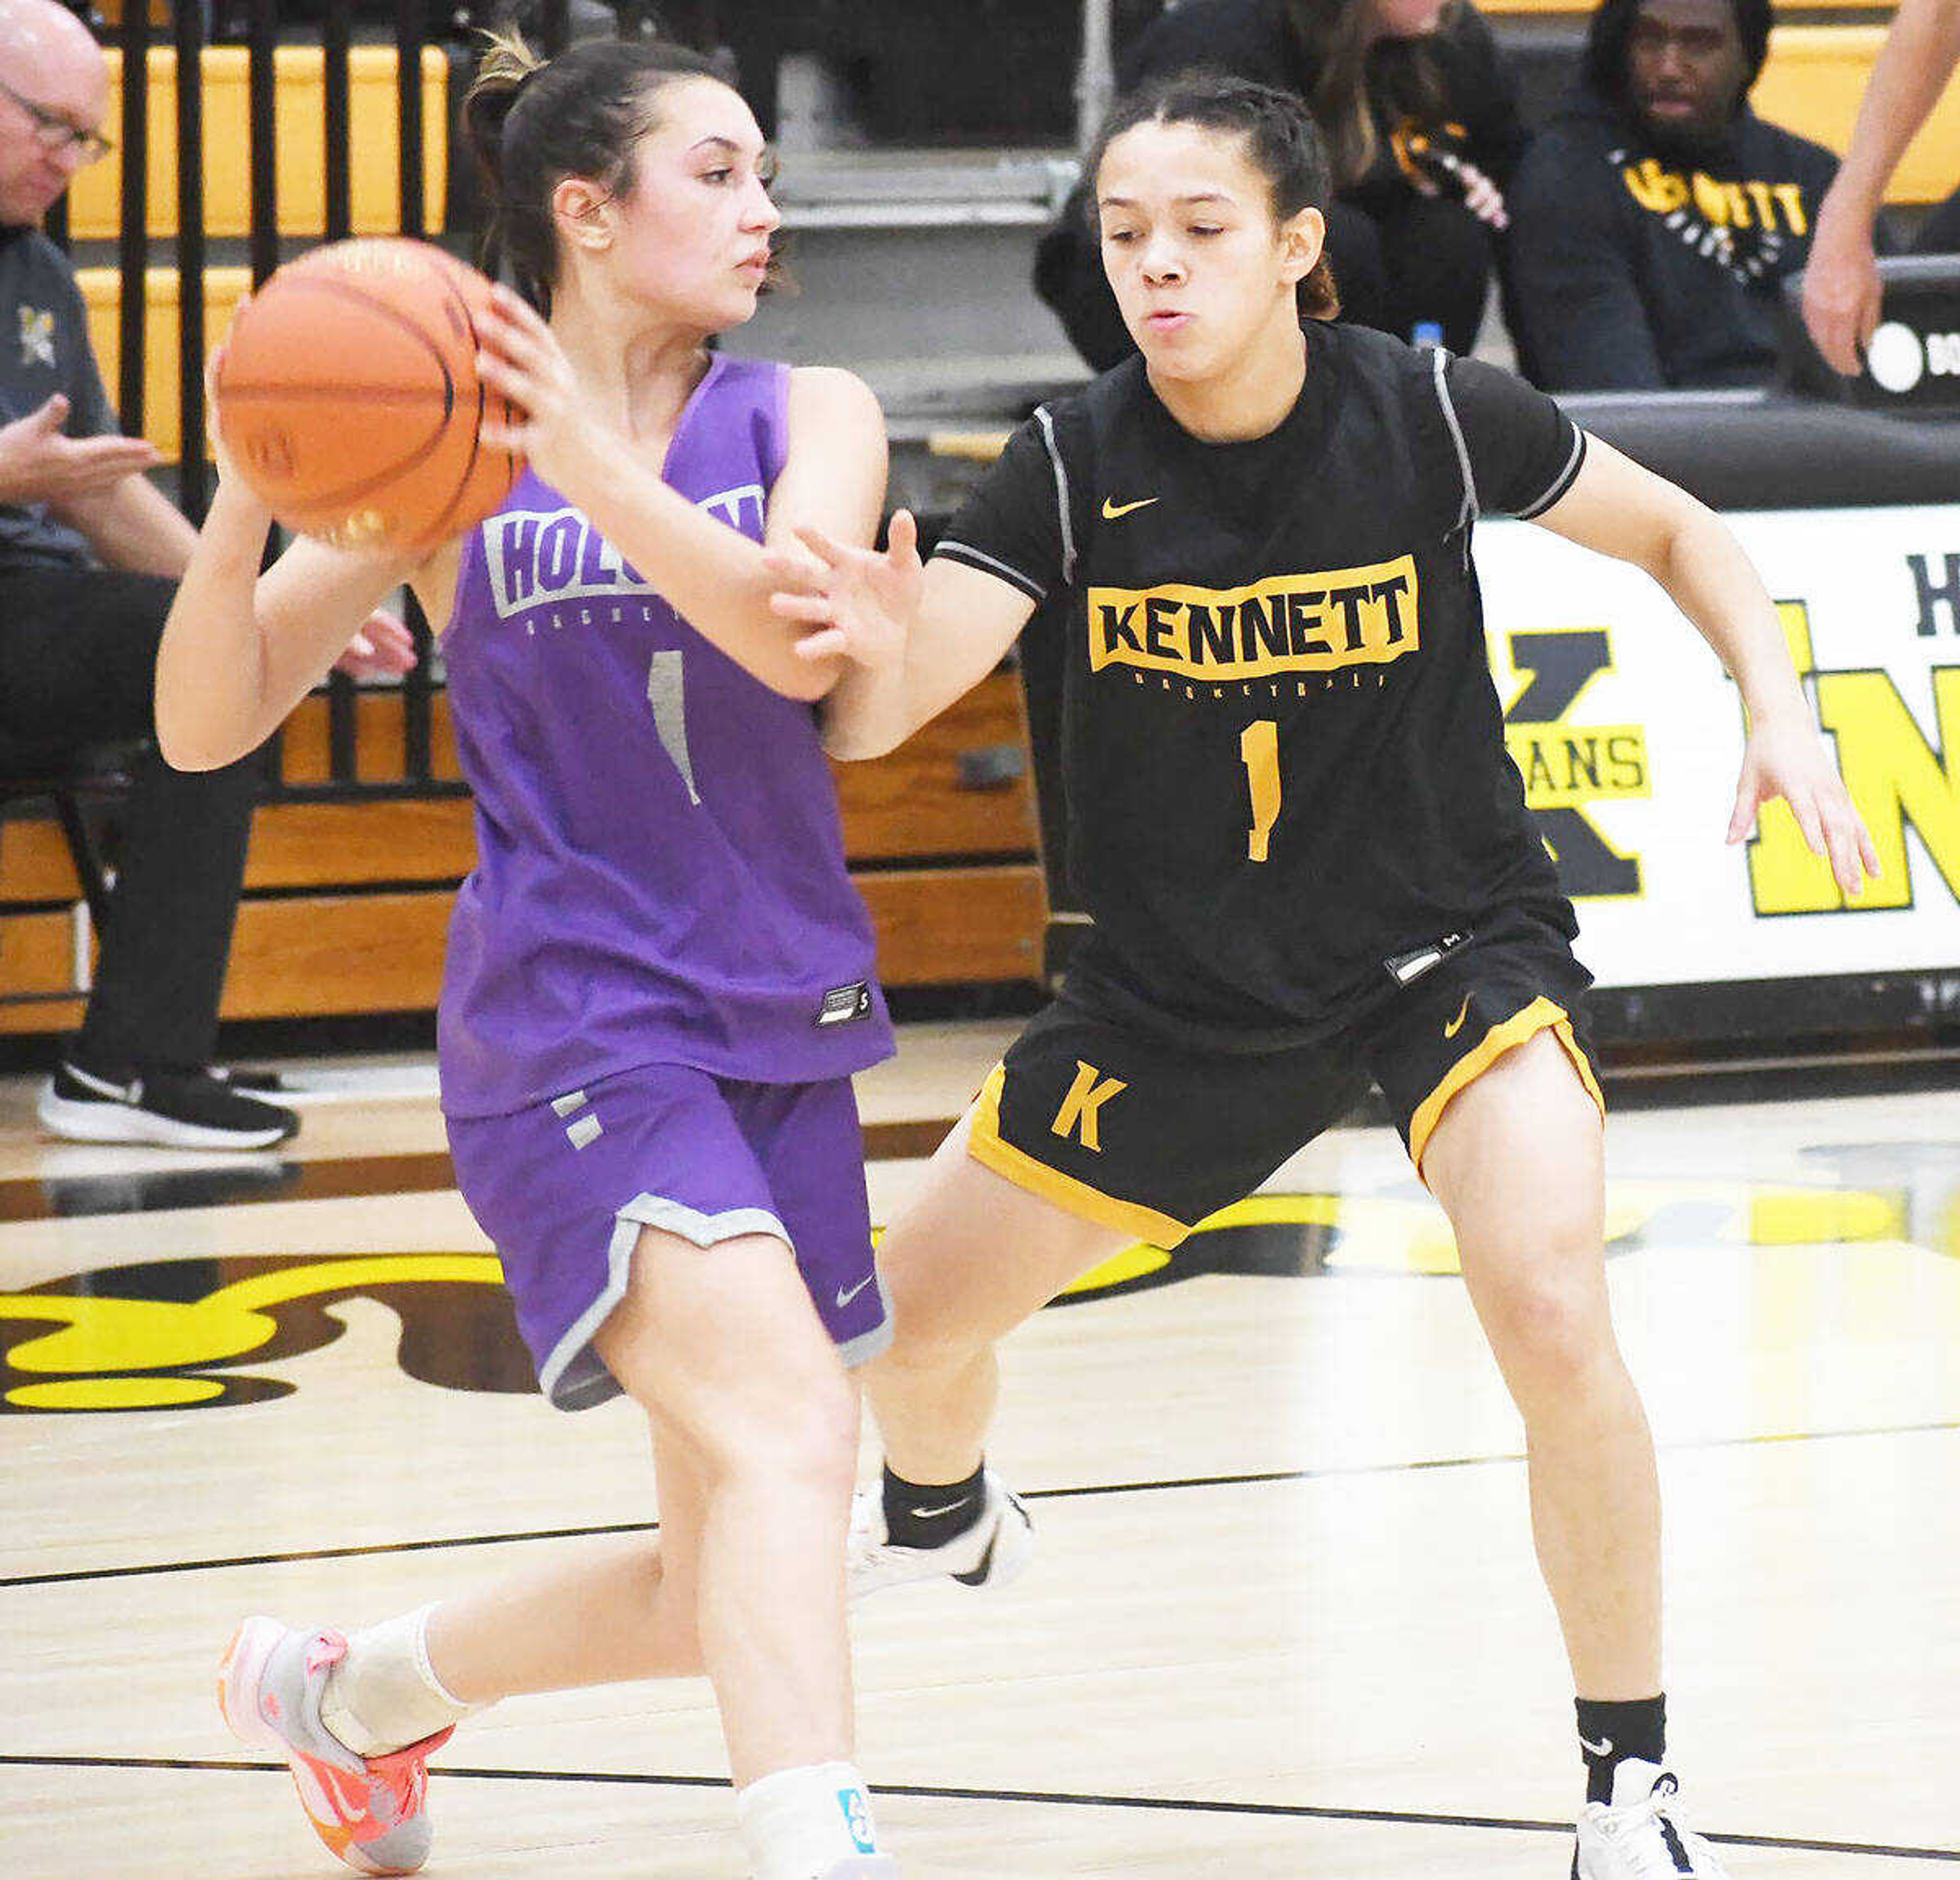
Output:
(936, 538), (1048, 601)
(1430, 345), (1479, 533)
(836, 1267), (897, 1370)
(538, 1194), (792, 1410)
(1035, 404), (1077, 586)
(1513, 426), (1589, 521)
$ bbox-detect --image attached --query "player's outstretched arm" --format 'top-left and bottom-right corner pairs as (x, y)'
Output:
(1530, 436), (1881, 897)
(772, 516), (1036, 760)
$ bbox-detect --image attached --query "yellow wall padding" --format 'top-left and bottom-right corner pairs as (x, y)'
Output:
(1754, 25), (1960, 205)
(66, 46), (448, 242)
(77, 264), (253, 461)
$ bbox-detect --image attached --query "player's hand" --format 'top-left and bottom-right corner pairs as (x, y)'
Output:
(473, 284), (590, 487)
(0, 394), (159, 506)
(768, 507), (922, 672)
(1800, 201), (1882, 377)
(331, 607), (418, 681)
(1727, 712), (1880, 896)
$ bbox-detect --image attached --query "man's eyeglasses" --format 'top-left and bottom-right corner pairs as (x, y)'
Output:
(0, 77), (113, 166)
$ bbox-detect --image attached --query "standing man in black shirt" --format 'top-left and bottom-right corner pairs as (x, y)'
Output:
(776, 74), (1876, 1878)
(0, 0), (408, 1146)
(1508, 0), (1844, 390)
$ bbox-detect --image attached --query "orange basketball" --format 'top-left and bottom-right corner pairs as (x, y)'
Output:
(212, 237), (523, 557)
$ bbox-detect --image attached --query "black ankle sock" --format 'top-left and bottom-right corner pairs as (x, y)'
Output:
(881, 1462), (988, 1551)
(1577, 1695), (1668, 1805)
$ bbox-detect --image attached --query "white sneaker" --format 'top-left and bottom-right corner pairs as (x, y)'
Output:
(847, 1470), (1035, 1600)
(1576, 1760), (1730, 1877)
(820, 1862), (899, 1878)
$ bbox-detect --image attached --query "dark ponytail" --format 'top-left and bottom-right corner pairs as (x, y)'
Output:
(462, 28), (728, 314)
(1090, 72), (1341, 322)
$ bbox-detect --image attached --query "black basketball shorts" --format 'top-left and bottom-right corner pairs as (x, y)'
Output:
(967, 902), (1604, 1248)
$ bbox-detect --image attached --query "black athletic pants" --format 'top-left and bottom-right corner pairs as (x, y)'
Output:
(0, 566), (260, 1073)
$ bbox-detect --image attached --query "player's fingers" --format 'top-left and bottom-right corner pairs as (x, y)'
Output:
(488, 282), (549, 335)
(30, 392), (70, 431)
(478, 419), (527, 454)
(793, 626), (849, 662)
(888, 507), (918, 563)
(761, 544), (824, 590)
(1786, 782), (1828, 862)
(770, 591), (835, 624)
(794, 521), (849, 568)
(1725, 772), (1758, 844)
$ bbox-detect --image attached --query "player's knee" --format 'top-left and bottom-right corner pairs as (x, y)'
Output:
(691, 1366), (860, 1498)
(1478, 1260), (1610, 1388)
(875, 1310), (993, 1384)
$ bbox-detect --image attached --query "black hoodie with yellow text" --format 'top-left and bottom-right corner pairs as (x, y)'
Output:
(1506, 84), (1840, 390)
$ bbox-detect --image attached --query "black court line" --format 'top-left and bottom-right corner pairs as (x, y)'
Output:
(0, 1755), (1951, 1862)
(4, 1417), (1954, 1594)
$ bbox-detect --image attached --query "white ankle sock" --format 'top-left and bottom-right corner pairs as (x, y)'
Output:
(319, 1603), (478, 1756)
(736, 1762), (883, 1880)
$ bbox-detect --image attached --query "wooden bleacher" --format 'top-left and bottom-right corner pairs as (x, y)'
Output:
(0, 673), (1045, 1034)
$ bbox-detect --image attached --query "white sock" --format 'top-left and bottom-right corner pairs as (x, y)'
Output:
(318, 1603), (479, 1756)
(736, 1762), (883, 1880)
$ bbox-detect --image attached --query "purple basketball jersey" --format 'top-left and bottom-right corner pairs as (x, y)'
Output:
(437, 354), (894, 1118)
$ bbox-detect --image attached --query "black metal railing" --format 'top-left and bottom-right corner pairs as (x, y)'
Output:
(97, 3), (719, 804)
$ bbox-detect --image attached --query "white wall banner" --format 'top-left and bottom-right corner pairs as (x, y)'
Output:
(1475, 503), (1960, 989)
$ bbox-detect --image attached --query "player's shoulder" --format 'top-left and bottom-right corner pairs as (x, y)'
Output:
(781, 363), (885, 456)
(785, 362), (879, 412)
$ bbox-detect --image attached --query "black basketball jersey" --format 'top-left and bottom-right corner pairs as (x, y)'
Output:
(938, 322), (1587, 1044)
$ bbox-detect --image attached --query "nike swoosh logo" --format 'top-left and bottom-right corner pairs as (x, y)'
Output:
(909, 1500), (969, 1519)
(1443, 994), (1473, 1039)
(1101, 495), (1159, 520)
(835, 1273), (876, 1309)
(1579, 1734), (1614, 1759)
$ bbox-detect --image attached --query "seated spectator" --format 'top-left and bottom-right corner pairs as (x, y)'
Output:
(1508, 0), (1846, 390)
(1035, 0), (1525, 367)
(0, 0), (408, 1148)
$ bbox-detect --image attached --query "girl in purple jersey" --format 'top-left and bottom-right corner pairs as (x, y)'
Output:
(157, 33), (898, 1880)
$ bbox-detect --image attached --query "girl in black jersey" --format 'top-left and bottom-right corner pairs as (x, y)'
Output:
(773, 72), (1876, 1880)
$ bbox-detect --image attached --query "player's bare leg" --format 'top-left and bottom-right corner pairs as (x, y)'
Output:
(1423, 1029), (1726, 1876)
(852, 1110), (1127, 1593)
(1423, 1030), (1658, 1697)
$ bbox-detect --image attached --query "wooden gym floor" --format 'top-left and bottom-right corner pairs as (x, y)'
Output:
(1, 1021), (1955, 1877)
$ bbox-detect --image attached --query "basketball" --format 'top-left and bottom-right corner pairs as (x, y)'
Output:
(211, 237), (523, 556)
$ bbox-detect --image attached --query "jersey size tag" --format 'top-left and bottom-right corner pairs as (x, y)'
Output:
(1383, 931), (1471, 986)
(816, 981), (873, 1027)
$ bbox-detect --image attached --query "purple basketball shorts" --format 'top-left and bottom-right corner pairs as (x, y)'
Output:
(448, 1062), (889, 1410)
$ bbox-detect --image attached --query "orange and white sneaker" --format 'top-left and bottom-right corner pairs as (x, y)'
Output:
(219, 1617), (451, 1875)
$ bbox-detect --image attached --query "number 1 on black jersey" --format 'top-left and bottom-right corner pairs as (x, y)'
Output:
(1240, 719), (1280, 863)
